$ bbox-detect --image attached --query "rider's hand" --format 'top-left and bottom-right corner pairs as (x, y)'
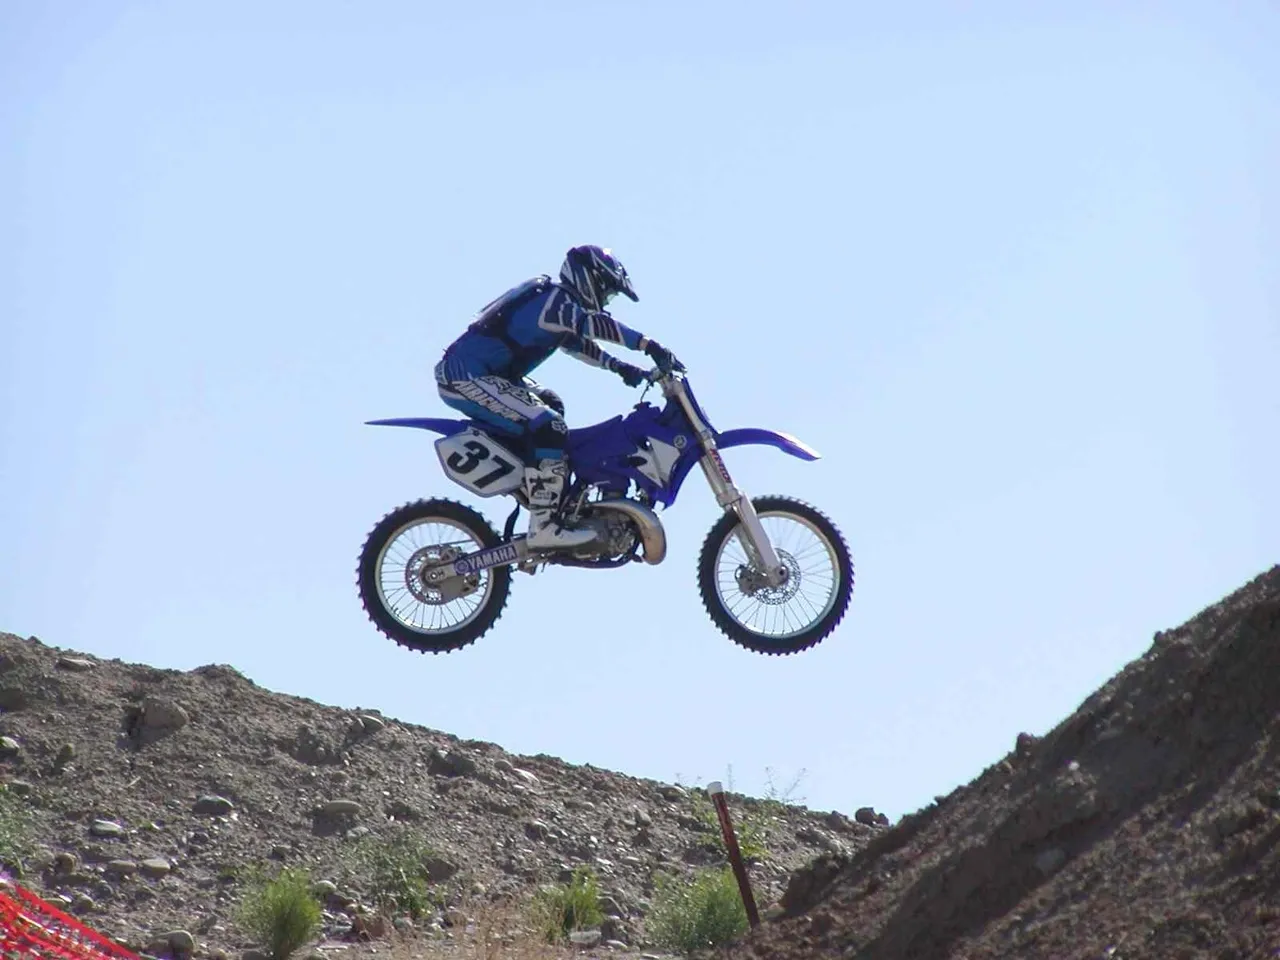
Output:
(644, 339), (685, 373)
(614, 362), (647, 388)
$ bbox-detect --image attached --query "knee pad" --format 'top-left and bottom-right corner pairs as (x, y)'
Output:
(528, 410), (568, 452)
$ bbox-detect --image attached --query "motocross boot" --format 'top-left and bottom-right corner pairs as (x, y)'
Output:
(523, 458), (596, 550)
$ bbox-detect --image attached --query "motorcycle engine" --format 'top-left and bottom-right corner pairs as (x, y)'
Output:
(568, 508), (639, 560)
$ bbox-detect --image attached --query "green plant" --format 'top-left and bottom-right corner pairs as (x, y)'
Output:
(237, 866), (322, 960)
(531, 866), (603, 942)
(347, 831), (445, 920)
(679, 765), (809, 864)
(648, 866), (749, 953)
(0, 785), (32, 876)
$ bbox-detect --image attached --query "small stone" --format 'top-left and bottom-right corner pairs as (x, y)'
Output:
(384, 799), (421, 822)
(56, 656), (95, 672)
(659, 785), (685, 801)
(524, 819), (550, 840)
(54, 852), (78, 873)
(854, 807), (879, 826)
(166, 930), (196, 954)
(358, 715), (386, 733)
(0, 736), (20, 758)
(569, 929), (603, 947)
(1034, 847), (1067, 874)
(140, 858), (172, 878)
(90, 819), (126, 838)
(512, 767), (539, 785)
(313, 880), (338, 897)
(345, 825), (371, 840)
(105, 859), (139, 877)
(6, 780), (33, 796)
(493, 758), (515, 774)
(71, 893), (96, 913)
(355, 913), (390, 938)
(320, 799), (362, 818)
(424, 856), (459, 882)
(631, 807), (652, 827)
(193, 795), (234, 816)
(141, 696), (190, 730)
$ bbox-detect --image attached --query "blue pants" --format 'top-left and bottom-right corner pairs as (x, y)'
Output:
(435, 373), (567, 463)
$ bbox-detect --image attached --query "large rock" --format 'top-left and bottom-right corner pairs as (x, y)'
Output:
(193, 795), (234, 817)
(142, 697), (190, 731)
(428, 747), (477, 777)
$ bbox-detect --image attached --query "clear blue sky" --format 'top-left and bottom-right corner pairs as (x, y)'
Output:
(3, 2), (1276, 821)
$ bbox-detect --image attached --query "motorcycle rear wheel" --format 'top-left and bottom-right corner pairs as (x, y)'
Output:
(697, 496), (853, 655)
(357, 498), (511, 654)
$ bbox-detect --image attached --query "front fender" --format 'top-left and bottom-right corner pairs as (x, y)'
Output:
(715, 427), (821, 461)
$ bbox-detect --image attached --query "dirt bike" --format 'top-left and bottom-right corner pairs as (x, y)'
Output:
(356, 366), (854, 655)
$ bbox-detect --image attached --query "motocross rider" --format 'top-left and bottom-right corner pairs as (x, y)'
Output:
(434, 245), (682, 550)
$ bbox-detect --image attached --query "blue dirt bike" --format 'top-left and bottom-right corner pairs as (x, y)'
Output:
(357, 366), (854, 655)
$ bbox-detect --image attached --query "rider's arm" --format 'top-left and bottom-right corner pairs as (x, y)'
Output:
(558, 333), (631, 374)
(538, 289), (650, 353)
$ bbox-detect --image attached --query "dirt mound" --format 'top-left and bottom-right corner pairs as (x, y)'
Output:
(6, 567), (1277, 960)
(719, 564), (1280, 960)
(0, 631), (878, 957)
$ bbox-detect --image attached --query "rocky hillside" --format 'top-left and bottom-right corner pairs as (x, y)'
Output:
(719, 564), (1280, 960)
(5, 565), (1277, 960)
(0, 629), (880, 957)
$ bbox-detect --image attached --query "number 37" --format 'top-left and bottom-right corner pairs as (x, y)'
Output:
(447, 440), (516, 489)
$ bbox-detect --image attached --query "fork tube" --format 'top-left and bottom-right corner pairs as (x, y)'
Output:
(668, 380), (784, 580)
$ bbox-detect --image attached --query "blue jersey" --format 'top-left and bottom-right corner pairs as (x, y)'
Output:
(437, 276), (647, 383)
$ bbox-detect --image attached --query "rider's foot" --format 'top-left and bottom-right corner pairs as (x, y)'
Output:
(523, 459), (596, 550)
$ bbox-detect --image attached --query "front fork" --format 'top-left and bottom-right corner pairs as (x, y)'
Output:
(671, 383), (787, 587)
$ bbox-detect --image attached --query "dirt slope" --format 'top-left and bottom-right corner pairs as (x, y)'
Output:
(5, 566), (1277, 960)
(719, 565), (1280, 960)
(0, 630), (877, 957)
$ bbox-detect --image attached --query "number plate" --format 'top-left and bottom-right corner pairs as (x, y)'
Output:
(434, 429), (524, 497)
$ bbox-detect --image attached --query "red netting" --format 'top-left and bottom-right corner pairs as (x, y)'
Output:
(0, 881), (140, 960)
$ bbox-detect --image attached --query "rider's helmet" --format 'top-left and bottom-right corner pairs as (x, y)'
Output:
(559, 245), (639, 312)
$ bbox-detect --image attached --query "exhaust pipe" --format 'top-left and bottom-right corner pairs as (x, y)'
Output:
(591, 499), (668, 565)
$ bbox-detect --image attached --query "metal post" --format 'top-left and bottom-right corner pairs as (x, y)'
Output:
(706, 781), (760, 928)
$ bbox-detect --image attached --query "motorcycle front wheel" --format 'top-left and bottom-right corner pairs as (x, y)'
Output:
(697, 496), (853, 655)
(357, 498), (511, 654)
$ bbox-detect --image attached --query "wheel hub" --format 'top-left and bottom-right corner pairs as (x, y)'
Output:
(405, 545), (479, 604)
(735, 549), (802, 604)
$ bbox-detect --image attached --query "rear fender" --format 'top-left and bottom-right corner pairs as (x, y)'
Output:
(366, 417), (471, 437)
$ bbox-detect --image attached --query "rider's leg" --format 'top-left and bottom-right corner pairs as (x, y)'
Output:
(437, 375), (593, 550)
